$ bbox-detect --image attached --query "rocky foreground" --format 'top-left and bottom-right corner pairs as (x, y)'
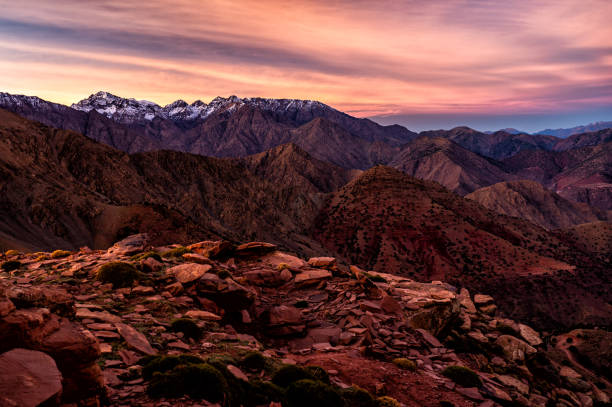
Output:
(0, 235), (610, 407)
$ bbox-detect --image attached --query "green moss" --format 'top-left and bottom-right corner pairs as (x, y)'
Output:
(161, 246), (190, 258)
(241, 351), (267, 371)
(140, 354), (205, 380)
(96, 261), (139, 288)
(1, 260), (21, 272)
(248, 380), (285, 405)
(147, 363), (228, 401)
(442, 365), (481, 388)
(305, 365), (330, 384)
(341, 386), (377, 407)
(272, 364), (316, 388)
(130, 251), (162, 262)
(285, 379), (343, 407)
(170, 318), (202, 341)
(50, 250), (72, 259)
(392, 358), (417, 371)
(376, 396), (401, 407)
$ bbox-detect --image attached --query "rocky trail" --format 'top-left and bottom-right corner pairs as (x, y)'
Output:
(0, 234), (610, 407)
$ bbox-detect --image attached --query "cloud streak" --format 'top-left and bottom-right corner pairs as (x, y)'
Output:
(0, 0), (610, 129)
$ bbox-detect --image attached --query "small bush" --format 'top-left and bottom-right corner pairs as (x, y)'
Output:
(35, 255), (48, 261)
(4, 250), (19, 256)
(50, 250), (72, 259)
(242, 351), (267, 371)
(392, 358), (416, 371)
(306, 365), (330, 384)
(1, 260), (21, 272)
(170, 318), (202, 341)
(285, 379), (343, 407)
(277, 263), (289, 271)
(140, 354), (205, 380)
(96, 262), (139, 288)
(442, 365), (481, 388)
(161, 246), (190, 258)
(131, 251), (162, 262)
(248, 380), (285, 405)
(147, 363), (228, 401)
(341, 386), (377, 407)
(272, 364), (315, 388)
(376, 396), (401, 407)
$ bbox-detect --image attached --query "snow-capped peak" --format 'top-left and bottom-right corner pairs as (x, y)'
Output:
(71, 92), (331, 124)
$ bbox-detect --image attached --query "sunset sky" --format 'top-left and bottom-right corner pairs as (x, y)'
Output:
(1, 0), (611, 131)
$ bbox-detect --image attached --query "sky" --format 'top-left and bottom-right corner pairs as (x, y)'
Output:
(0, 0), (611, 132)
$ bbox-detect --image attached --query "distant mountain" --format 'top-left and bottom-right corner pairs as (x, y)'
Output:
(388, 137), (511, 195)
(419, 126), (558, 159)
(552, 128), (612, 151)
(484, 127), (523, 135)
(536, 121), (612, 138)
(0, 91), (417, 169)
(466, 180), (608, 230)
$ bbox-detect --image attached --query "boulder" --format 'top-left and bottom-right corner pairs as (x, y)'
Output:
(267, 305), (305, 336)
(474, 294), (494, 306)
(518, 323), (543, 346)
(259, 251), (307, 270)
(234, 242), (277, 258)
(184, 310), (222, 321)
(495, 335), (536, 362)
(0, 348), (62, 407)
(458, 288), (477, 313)
(244, 269), (285, 287)
(115, 322), (156, 355)
(106, 234), (148, 256)
(188, 240), (235, 259)
(141, 257), (163, 272)
(197, 273), (255, 310)
(294, 269), (332, 287)
(307, 257), (337, 269)
(167, 263), (212, 284)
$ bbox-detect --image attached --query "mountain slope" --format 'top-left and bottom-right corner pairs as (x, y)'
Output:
(552, 128), (612, 151)
(419, 126), (558, 159)
(313, 166), (612, 329)
(466, 180), (608, 229)
(388, 137), (511, 194)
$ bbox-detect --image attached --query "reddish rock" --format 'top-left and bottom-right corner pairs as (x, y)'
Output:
(294, 269), (332, 287)
(0, 348), (62, 407)
(141, 257), (163, 273)
(115, 322), (156, 355)
(234, 242), (277, 258)
(307, 257), (337, 269)
(167, 263), (212, 284)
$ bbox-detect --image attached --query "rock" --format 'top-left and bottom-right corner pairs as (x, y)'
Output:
(294, 269), (332, 287)
(479, 304), (497, 315)
(184, 310), (222, 321)
(106, 234), (148, 256)
(458, 288), (477, 313)
(380, 295), (402, 314)
(244, 269), (284, 287)
(259, 251), (307, 270)
(76, 308), (121, 323)
(474, 294), (494, 306)
(0, 348), (62, 407)
(141, 257), (162, 273)
(559, 366), (582, 379)
(408, 294), (460, 335)
(307, 257), (337, 269)
(234, 242), (277, 258)
(115, 322), (156, 355)
(197, 273), (255, 310)
(496, 374), (529, 394)
(267, 305), (305, 336)
(279, 268), (293, 281)
(182, 253), (213, 265)
(167, 263), (212, 284)
(165, 281), (184, 296)
(227, 364), (249, 381)
(188, 240), (235, 259)
(495, 335), (536, 362)
(518, 323), (542, 346)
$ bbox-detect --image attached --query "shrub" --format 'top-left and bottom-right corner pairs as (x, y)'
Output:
(241, 351), (267, 371)
(376, 396), (401, 407)
(35, 255), (48, 261)
(147, 363), (228, 401)
(442, 366), (481, 388)
(1, 260), (21, 272)
(392, 358), (417, 371)
(170, 318), (202, 341)
(248, 380), (285, 405)
(272, 364), (316, 388)
(277, 263), (289, 271)
(306, 365), (330, 384)
(341, 386), (377, 407)
(140, 354), (205, 380)
(96, 262), (139, 288)
(285, 379), (343, 407)
(131, 251), (162, 262)
(4, 250), (19, 256)
(161, 246), (190, 258)
(50, 250), (72, 259)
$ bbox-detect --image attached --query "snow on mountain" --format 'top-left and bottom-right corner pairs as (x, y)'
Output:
(71, 91), (330, 124)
